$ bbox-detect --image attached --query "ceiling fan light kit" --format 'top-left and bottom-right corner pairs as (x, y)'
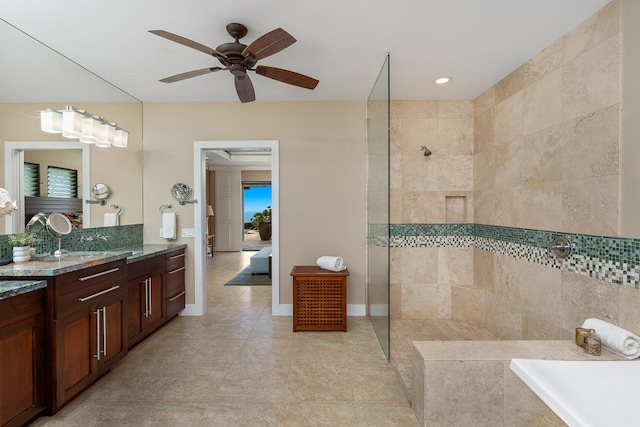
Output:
(149, 23), (319, 103)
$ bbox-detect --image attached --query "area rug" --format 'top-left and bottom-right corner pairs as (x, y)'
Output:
(224, 266), (272, 286)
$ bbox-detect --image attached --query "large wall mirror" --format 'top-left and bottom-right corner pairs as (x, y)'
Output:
(0, 19), (143, 234)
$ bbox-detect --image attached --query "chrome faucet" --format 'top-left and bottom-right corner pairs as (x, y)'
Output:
(80, 234), (109, 243)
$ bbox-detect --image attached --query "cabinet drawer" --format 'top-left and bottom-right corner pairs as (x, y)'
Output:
(165, 250), (185, 271)
(166, 289), (185, 319)
(166, 266), (185, 296)
(127, 255), (164, 279)
(56, 260), (127, 298)
(57, 282), (124, 318)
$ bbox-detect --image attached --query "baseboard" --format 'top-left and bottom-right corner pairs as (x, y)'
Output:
(179, 304), (203, 316)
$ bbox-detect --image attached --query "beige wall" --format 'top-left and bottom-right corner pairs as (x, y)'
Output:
(0, 102), (143, 232)
(142, 101), (366, 306)
(24, 149), (82, 196)
(466, 0), (640, 339)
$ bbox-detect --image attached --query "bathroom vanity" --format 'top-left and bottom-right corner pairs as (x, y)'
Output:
(0, 245), (186, 423)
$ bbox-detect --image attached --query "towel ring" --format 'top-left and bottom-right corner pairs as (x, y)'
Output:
(160, 204), (173, 213)
(111, 204), (122, 215)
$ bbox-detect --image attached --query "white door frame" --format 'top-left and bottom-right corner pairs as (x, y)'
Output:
(190, 140), (282, 316)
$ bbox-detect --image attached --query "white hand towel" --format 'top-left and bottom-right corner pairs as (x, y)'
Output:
(316, 256), (347, 272)
(103, 212), (119, 227)
(582, 318), (640, 359)
(162, 212), (176, 240)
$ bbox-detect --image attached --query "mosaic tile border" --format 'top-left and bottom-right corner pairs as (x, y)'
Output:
(389, 223), (640, 289)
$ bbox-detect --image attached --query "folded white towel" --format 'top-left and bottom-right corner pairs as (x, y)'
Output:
(582, 318), (640, 359)
(161, 212), (176, 240)
(103, 212), (119, 227)
(316, 256), (347, 272)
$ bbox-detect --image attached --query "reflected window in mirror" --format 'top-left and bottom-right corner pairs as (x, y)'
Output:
(47, 166), (78, 198)
(24, 162), (40, 197)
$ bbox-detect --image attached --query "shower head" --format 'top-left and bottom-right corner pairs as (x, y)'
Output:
(420, 146), (432, 157)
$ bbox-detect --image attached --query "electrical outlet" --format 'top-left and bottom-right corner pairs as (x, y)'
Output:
(181, 228), (195, 238)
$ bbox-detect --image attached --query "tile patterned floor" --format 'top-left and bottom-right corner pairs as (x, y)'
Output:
(31, 251), (418, 426)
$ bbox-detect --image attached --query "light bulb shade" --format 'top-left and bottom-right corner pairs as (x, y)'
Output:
(61, 109), (83, 138)
(206, 205), (214, 216)
(79, 116), (100, 144)
(97, 122), (115, 147)
(113, 128), (128, 148)
(40, 110), (63, 133)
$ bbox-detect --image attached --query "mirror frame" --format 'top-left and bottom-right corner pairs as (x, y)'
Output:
(4, 141), (90, 233)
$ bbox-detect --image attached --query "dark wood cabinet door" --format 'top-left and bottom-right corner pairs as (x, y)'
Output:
(100, 297), (125, 370)
(147, 269), (166, 333)
(127, 276), (145, 348)
(55, 306), (98, 408)
(0, 310), (44, 427)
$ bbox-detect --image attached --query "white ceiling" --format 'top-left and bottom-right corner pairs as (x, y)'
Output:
(0, 0), (612, 104)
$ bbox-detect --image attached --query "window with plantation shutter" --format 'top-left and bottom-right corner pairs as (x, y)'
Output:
(47, 166), (78, 198)
(24, 162), (40, 197)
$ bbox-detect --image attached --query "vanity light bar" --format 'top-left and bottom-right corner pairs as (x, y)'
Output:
(39, 106), (128, 148)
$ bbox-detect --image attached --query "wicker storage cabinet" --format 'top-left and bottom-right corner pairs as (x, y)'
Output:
(291, 266), (349, 332)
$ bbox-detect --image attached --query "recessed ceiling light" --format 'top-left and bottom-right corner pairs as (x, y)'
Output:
(434, 77), (451, 85)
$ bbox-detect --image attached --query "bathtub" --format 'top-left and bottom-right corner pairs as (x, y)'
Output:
(510, 358), (638, 427)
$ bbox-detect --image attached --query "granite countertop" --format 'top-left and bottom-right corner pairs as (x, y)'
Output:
(0, 243), (187, 278)
(0, 279), (47, 300)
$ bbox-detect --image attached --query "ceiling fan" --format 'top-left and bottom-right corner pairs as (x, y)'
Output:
(149, 23), (319, 103)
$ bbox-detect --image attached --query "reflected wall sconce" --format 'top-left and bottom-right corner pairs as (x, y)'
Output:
(40, 105), (128, 148)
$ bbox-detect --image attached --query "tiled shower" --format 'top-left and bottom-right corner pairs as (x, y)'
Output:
(389, 0), (640, 342)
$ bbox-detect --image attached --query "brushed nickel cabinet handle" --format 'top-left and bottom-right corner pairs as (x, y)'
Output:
(79, 267), (120, 281)
(101, 307), (107, 357)
(94, 309), (101, 360)
(169, 253), (185, 260)
(168, 266), (186, 275)
(147, 277), (152, 316)
(79, 285), (120, 302)
(168, 291), (186, 302)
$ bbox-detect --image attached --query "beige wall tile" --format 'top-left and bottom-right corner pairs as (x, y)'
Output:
(522, 311), (564, 340)
(563, 0), (621, 63)
(485, 292), (523, 339)
(494, 187), (524, 228)
(474, 248), (495, 293)
(390, 282), (402, 319)
(474, 107), (495, 154)
(389, 189), (402, 223)
(438, 118), (474, 155)
(438, 100), (474, 119)
(561, 103), (620, 181)
(521, 124), (564, 185)
(496, 66), (525, 104)
(517, 259), (562, 324)
(474, 86), (495, 117)
(437, 155), (473, 191)
(520, 182), (563, 231)
(400, 118), (438, 155)
(402, 283), (439, 319)
(560, 270), (619, 331)
(401, 191), (444, 223)
(451, 285), (486, 327)
(389, 153), (402, 190)
(523, 68), (563, 136)
(473, 150), (496, 191)
(401, 100), (438, 119)
(494, 138), (522, 189)
(495, 91), (523, 145)
(390, 118), (402, 152)
(524, 38), (563, 86)
(618, 285), (640, 334)
(562, 174), (618, 235)
(562, 34), (620, 121)
(438, 247), (473, 284)
(400, 247), (438, 284)
(400, 154), (439, 192)
(474, 189), (495, 225)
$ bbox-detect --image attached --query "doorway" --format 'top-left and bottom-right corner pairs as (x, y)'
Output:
(192, 140), (282, 316)
(242, 181), (272, 251)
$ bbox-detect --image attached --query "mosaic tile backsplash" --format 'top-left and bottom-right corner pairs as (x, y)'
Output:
(0, 224), (143, 262)
(389, 223), (640, 289)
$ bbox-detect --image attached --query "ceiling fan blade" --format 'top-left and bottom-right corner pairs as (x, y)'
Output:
(149, 30), (227, 58)
(255, 66), (319, 90)
(235, 75), (256, 103)
(242, 28), (296, 60)
(159, 67), (223, 83)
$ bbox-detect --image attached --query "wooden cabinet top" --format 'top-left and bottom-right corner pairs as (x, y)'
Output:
(290, 266), (349, 277)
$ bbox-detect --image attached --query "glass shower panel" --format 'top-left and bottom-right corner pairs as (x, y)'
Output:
(366, 54), (390, 361)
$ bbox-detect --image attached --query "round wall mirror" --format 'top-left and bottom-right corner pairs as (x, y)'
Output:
(92, 183), (111, 206)
(171, 183), (192, 205)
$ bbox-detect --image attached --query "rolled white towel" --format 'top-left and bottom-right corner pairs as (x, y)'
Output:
(316, 256), (347, 272)
(582, 318), (640, 359)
